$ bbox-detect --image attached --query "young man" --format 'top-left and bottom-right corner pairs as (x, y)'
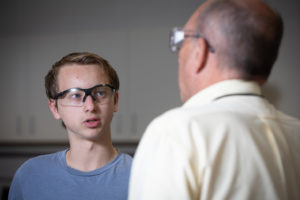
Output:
(129, 0), (300, 199)
(9, 52), (132, 200)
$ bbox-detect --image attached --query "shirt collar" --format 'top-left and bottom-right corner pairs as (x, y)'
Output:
(183, 79), (262, 108)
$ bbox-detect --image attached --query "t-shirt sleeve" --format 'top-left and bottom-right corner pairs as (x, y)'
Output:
(8, 169), (24, 200)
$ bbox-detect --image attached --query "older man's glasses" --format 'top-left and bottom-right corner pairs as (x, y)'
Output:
(53, 84), (115, 107)
(169, 27), (215, 53)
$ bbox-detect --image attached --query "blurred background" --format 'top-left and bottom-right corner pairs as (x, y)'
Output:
(0, 0), (299, 199)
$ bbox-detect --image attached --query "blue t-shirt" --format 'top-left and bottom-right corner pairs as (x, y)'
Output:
(8, 150), (132, 200)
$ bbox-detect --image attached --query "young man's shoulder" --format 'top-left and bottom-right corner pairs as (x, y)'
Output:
(16, 150), (65, 177)
(118, 152), (133, 161)
(110, 152), (133, 170)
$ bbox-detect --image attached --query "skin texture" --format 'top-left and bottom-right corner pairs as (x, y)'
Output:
(49, 64), (119, 171)
(178, 2), (219, 103)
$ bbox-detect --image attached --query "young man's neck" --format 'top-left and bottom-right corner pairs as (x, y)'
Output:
(66, 134), (118, 172)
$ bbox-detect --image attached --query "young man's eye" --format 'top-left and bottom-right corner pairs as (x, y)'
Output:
(96, 91), (106, 97)
(69, 93), (82, 99)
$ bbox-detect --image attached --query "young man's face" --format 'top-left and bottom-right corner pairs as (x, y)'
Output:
(49, 64), (118, 141)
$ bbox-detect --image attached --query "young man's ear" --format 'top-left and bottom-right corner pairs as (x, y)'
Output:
(113, 91), (119, 112)
(48, 99), (61, 120)
(194, 37), (209, 74)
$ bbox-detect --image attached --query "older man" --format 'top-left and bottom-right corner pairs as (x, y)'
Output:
(129, 0), (300, 199)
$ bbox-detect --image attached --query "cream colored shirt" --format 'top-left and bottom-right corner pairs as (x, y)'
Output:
(129, 80), (300, 200)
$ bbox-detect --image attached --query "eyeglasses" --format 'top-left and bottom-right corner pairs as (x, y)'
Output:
(53, 84), (115, 107)
(169, 27), (215, 53)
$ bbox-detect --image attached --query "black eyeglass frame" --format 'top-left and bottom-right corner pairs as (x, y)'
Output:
(53, 84), (116, 103)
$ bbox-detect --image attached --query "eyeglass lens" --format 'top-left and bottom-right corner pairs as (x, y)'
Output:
(169, 27), (215, 53)
(170, 28), (184, 52)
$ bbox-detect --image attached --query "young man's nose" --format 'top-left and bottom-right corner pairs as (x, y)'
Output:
(83, 95), (96, 111)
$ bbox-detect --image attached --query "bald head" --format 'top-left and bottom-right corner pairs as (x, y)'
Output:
(195, 0), (283, 82)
